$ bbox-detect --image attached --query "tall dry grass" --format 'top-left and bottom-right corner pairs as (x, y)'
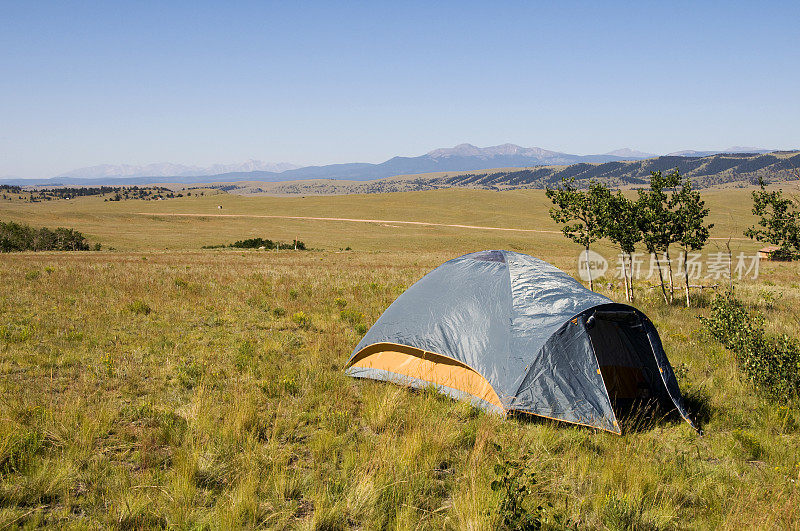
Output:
(0, 249), (798, 528)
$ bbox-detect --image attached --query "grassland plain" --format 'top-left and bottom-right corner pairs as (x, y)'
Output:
(1, 189), (799, 529)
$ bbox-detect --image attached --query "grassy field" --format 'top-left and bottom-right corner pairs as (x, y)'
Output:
(1, 188), (799, 528)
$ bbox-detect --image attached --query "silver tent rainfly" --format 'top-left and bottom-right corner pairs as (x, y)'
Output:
(345, 250), (698, 434)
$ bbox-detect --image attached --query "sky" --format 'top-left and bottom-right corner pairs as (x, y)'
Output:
(1, 1), (799, 178)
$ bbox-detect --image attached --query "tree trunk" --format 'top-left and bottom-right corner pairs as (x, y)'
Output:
(683, 249), (691, 308)
(654, 254), (669, 304)
(665, 249), (675, 303)
(627, 252), (635, 302)
(585, 246), (593, 291)
(622, 250), (630, 302)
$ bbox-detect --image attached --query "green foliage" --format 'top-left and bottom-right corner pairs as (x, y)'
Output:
(702, 291), (800, 400)
(603, 191), (641, 255)
(545, 179), (611, 290)
(545, 180), (609, 251)
(670, 173), (713, 253)
(637, 169), (680, 256)
(744, 180), (800, 260)
(489, 445), (543, 530)
(0, 220), (93, 252)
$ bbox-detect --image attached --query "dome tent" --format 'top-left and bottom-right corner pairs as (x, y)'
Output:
(345, 250), (698, 434)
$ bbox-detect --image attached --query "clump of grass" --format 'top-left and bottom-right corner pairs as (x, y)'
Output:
(234, 341), (256, 372)
(272, 307), (286, 318)
(281, 376), (300, 396)
(99, 352), (114, 376)
(127, 300), (152, 315)
(24, 270), (40, 281)
(340, 309), (364, 326)
(177, 362), (203, 389)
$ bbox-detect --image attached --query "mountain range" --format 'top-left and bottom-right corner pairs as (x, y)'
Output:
(0, 144), (777, 186)
(221, 150), (800, 196)
(54, 160), (300, 180)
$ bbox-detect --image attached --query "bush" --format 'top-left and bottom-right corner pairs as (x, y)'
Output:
(702, 291), (800, 400)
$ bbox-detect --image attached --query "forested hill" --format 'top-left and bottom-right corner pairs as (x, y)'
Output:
(398, 151), (800, 189)
(232, 150), (800, 195)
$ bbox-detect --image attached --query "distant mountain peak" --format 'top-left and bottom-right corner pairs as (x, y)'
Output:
(55, 160), (300, 179)
(427, 143), (483, 157)
(604, 148), (655, 158)
(426, 143), (561, 159)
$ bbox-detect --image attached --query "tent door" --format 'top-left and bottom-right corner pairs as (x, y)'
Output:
(587, 312), (671, 409)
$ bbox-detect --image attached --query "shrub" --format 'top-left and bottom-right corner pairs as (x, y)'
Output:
(231, 237), (275, 249)
(489, 445), (544, 530)
(702, 291), (800, 400)
(272, 307), (286, 318)
(291, 311), (310, 328)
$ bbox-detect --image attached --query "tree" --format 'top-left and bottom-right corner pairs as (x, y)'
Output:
(546, 179), (608, 291)
(670, 174), (713, 307)
(637, 170), (681, 303)
(603, 191), (642, 302)
(744, 179), (800, 260)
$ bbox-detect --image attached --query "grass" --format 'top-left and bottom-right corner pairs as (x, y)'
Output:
(1, 188), (799, 528)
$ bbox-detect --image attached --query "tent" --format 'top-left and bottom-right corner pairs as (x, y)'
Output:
(345, 250), (697, 434)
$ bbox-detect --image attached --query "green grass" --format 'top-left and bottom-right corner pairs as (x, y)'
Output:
(1, 188), (799, 528)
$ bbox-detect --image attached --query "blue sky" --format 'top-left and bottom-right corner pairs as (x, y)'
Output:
(2, 1), (799, 177)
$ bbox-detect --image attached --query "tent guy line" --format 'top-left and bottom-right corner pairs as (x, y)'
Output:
(135, 212), (749, 240)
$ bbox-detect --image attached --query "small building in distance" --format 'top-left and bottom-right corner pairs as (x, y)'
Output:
(758, 245), (783, 260)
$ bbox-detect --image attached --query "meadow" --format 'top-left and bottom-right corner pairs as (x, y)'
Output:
(1, 188), (799, 529)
